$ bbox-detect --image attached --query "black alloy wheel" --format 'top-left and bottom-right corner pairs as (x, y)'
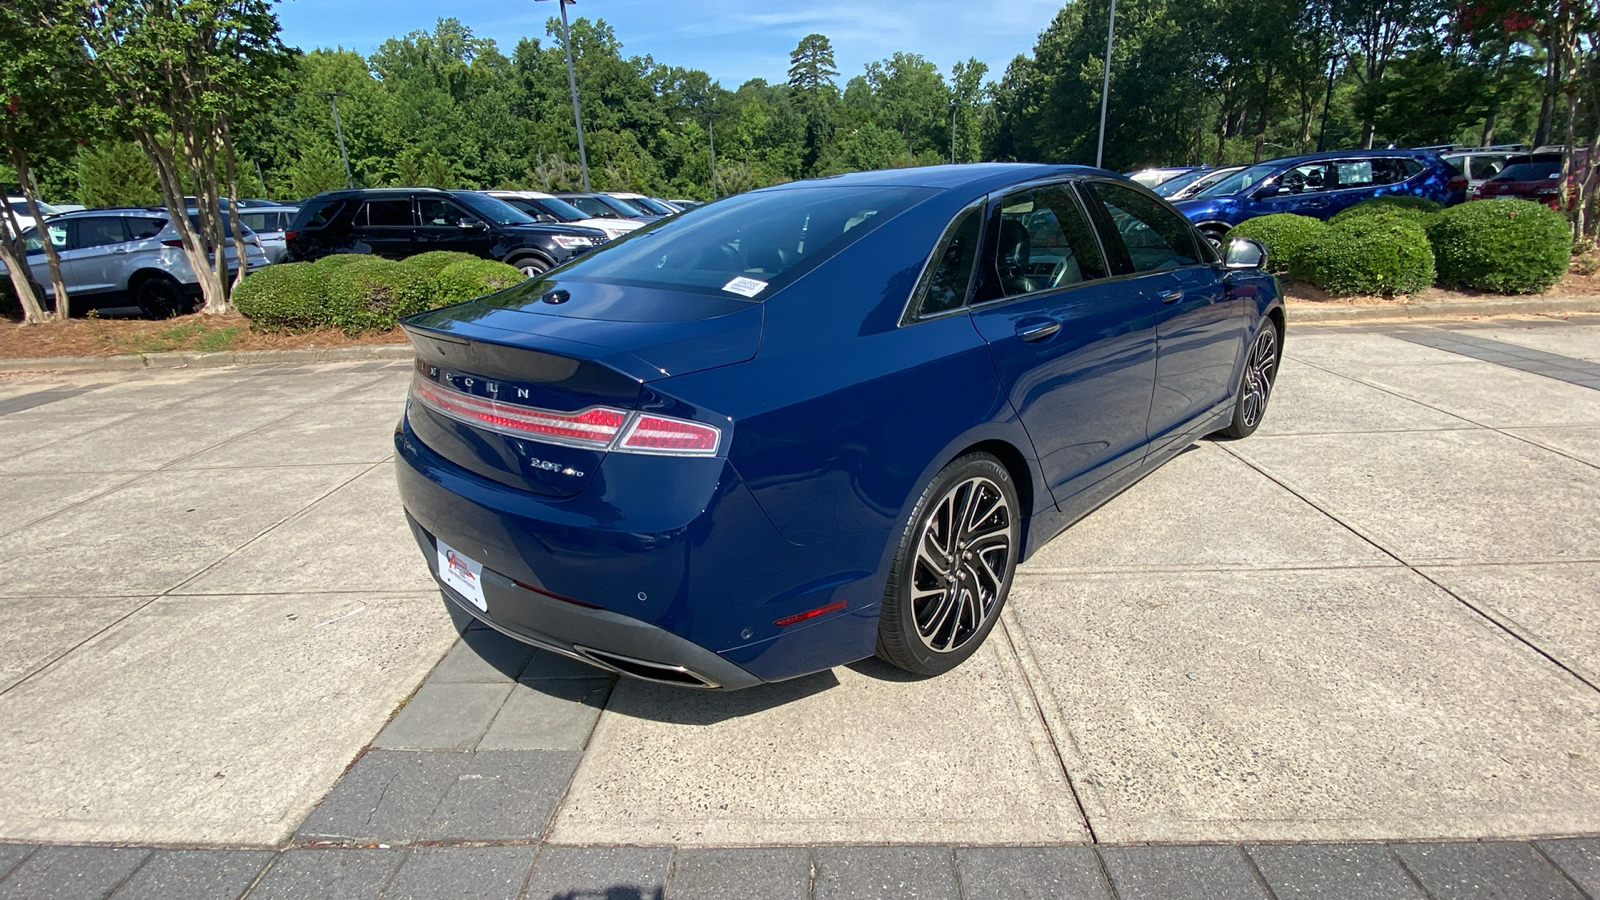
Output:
(135, 275), (189, 320)
(1219, 322), (1280, 439)
(877, 452), (1020, 676)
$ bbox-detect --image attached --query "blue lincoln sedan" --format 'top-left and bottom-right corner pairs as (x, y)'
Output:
(395, 163), (1284, 689)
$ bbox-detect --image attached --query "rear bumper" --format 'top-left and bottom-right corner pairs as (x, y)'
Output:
(394, 412), (886, 689)
(408, 512), (762, 689)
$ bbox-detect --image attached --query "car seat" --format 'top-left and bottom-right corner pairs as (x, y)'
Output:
(998, 219), (1033, 295)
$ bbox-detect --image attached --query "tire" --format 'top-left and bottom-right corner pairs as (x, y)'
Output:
(1217, 321), (1281, 439)
(134, 275), (190, 319)
(876, 452), (1021, 676)
(507, 255), (551, 279)
(1200, 225), (1229, 249)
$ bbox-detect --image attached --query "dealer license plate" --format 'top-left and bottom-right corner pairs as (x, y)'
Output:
(437, 540), (487, 612)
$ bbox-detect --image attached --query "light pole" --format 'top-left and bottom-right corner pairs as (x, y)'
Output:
(681, 114), (718, 199)
(1095, 0), (1116, 169)
(315, 90), (354, 189)
(537, 0), (591, 192)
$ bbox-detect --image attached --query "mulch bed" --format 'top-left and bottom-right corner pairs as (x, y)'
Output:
(0, 312), (406, 359)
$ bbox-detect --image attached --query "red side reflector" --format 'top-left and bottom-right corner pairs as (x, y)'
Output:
(619, 414), (720, 455)
(513, 578), (601, 609)
(161, 239), (184, 248)
(775, 600), (848, 627)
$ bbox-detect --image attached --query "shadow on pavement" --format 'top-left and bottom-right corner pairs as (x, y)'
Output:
(600, 668), (841, 726)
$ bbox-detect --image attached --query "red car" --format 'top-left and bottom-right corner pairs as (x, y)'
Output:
(1472, 153), (1580, 210)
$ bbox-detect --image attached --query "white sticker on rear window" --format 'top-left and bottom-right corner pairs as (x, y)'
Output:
(721, 276), (768, 298)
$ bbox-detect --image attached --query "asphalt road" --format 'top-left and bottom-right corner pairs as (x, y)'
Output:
(0, 315), (1598, 898)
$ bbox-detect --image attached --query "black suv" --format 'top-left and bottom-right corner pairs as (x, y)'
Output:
(284, 188), (608, 276)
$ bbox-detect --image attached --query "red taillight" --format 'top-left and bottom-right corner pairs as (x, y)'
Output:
(412, 375), (626, 447)
(619, 414), (721, 455)
(411, 372), (723, 456)
(1446, 174), (1469, 192)
(284, 230), (299, 242)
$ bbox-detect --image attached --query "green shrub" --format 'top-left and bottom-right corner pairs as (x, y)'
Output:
(232, 262), (328, 331)
(1329, 198), (1440, 229)
(1426, 199), (1570, 294)
(322, 256), (433, 332)
(399, 250), (480, 281)
(432, 259), (527, 306)
(1226, 214), (1327, 275)
(310, 253), (370, 270)
(1290, 216), (1436, 297)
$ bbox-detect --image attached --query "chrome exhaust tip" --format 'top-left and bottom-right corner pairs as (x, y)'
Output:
(572, 645), (721, 689)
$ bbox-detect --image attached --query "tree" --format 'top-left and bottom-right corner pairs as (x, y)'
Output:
(787, 33), (839, 174)
(949, 58), (989, 163)
(1, 0), (93, 323)
(77, 140), (161, 207)
(82, 0), (296, 314)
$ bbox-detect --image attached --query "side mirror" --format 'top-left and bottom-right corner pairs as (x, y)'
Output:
(1224, 237), (1268, 270)
(535, 213), (557, 224)
(1251, 183), (1280, 200)
(457, 218), (486, 231)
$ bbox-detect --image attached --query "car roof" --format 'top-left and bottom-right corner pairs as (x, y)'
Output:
(304, 187), (452, 201)
(486, 190), (555, 199)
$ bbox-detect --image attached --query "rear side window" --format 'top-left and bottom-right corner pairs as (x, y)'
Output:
(125, 217), (166, 240)
(912, 206), (983, 317)
(1081, 181), (1201, 274)
(1469, 157), (1504, 180)
(239, 213), (271, 232)
(555, 185), (931, 297)
(297, 199), (349, 229)
(361, 199), (413, 227)
(994, 184), (1108, 298)
(71, 217), (129, 250)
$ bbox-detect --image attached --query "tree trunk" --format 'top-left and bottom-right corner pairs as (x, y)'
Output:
(1252, 68), (1275, 164)
(6, 137), (70, 320)
(0, 201), (49, 325)
(221, 118), (249, 297)
(136, 126), (227, 314)
(1535, 39), (1560, 147)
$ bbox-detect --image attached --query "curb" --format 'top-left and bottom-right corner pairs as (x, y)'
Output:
(0, 343), (414, 374)
(1289, 295), (1600, 324)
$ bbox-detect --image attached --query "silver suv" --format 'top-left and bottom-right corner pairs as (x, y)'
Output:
(236, 205), (299, 264)
(3, 207), (269, 318)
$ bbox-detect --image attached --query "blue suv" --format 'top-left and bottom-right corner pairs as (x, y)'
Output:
(1172, 149), (1461, 244)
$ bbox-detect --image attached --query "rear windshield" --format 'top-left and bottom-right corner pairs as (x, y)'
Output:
(1494, 163), (1560, 182)
(1152, 169), (1213, 197)
(629, 196), (679, 215)
(503, 196), (588, 222)
(295, 198), (353, 229)
(552, 185), (931, 297)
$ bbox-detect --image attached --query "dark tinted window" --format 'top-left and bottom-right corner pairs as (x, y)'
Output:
(1469, 157), (1505, 180)
(71, 217), (129, 250)
(1280, 162), (1334, 194)
(298, 199), (349, 229)
(1083, 181), (1200, 273)
(418, 198), (471, 226)
(125, 217), (166, 240)
(564, 196), (621, 219)
(1193, 162), (1278, 198)
(452, 192), (536, 225)
(995, 185), (1108, 297)
(362, 199), (412, 227)
(556, 185), (930, 296)
(1495, 163), (1561, 181)
(914, 206), (982, 316)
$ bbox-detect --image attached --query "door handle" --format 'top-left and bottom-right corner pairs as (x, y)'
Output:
(1018, 320), (1061, 342)
(1159, 289), (1185, 304)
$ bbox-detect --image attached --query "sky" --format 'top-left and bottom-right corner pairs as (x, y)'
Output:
(274, 0), (1067, 87)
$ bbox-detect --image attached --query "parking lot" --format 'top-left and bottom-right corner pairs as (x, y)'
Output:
(1, 315), (1598, 896)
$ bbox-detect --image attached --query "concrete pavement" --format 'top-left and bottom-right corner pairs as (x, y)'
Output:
(0, 315), (1599, 897)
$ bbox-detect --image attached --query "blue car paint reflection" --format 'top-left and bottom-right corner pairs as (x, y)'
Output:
(395, 163), (1283, 689)
(1173, 148), (1459, 239)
